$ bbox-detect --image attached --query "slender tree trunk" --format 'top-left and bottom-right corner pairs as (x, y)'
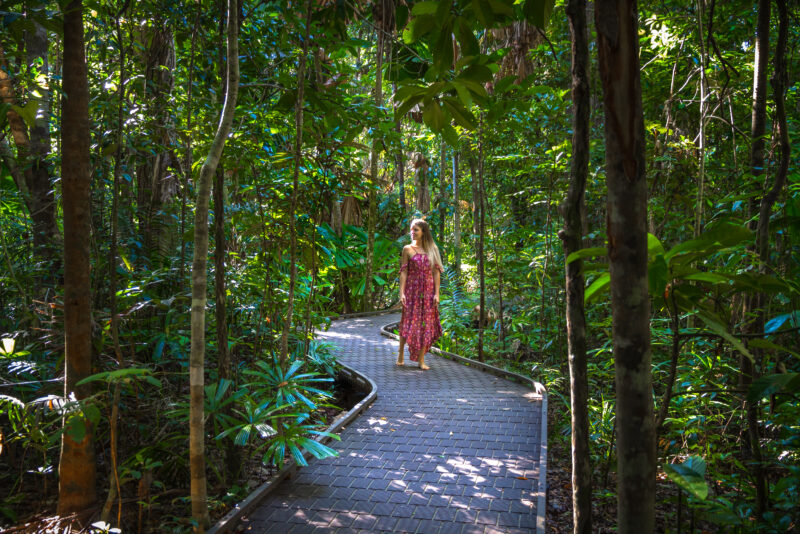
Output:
(694, 0), (708, 237)
(561, 0), (592, 531)
(452, 150), (461, 272)
(213, 168), (230, 374)
(595, 1), (655, 531)
(25, 10), (59, 259)
(439, 138), (446, 244)
(395, 83), (405, 215)
(470, 157), (479, 236)
(180, 2), (202, 284)
(0, 40), (58, 260)
(279, 3), (310, 363)
(363, 26), (383, 311)
(481, 174), (504, 349)
(477, 135), (485, 363)
(101, 7), (129, 523)
(189, 0), (238, 528)
(740, 0), (770, 519)
(58, 0), (97, 515)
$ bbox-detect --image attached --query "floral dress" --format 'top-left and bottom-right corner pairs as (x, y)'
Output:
(399, 251), (443, 360)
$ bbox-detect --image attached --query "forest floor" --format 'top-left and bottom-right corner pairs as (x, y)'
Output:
(544, 399), (716, 534)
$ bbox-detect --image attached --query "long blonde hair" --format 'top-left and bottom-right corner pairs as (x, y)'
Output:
(410, 218), (443, 271)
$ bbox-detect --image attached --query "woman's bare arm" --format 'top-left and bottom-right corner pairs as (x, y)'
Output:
(433, 266), (440, 303)
(399, 247), (409, 305)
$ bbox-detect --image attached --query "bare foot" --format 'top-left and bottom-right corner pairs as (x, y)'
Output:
(419, 364), (430, 370)
(396, 360), (404, 366)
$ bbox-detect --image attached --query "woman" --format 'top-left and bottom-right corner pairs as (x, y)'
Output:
(397, 218), (443, 370)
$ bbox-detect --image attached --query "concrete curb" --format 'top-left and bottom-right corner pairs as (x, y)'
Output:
(380, 319), (549, 534)
(206, 363), (378, 534)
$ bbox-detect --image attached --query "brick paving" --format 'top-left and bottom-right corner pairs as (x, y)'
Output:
(240, 313), (543, 534)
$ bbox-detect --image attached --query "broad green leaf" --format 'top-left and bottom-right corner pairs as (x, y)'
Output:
(566, 247), (606, 264)
(65, 414), (88, 443)
(441, 124), (459, 146)
(681, 273), (729, 284)
(647, 233), (665, 256)
(746, 338), (800, 359)
(11, 101), (38, 128)
(411, 1), (438, 15)
(747, 373), (800, 404)
(471, 0), (493, 27)
(585, 272), (610, 303)
(434, 20), (454, 72)
(523, 0), (554, 28)
(422, 100), (445, 132)
(455, 17), (480, 57)
(701, 221), (753, 247)
(664, 456), (708, 500)
(649, 254), (668, 297)
(441, 98), (477, 129)
(695, 311), (754, 364)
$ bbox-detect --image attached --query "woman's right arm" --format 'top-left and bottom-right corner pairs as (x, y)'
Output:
(399, 247), (408, 306)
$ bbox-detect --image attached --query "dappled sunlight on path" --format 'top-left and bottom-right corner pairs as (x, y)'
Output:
(241, 313), (544, 534)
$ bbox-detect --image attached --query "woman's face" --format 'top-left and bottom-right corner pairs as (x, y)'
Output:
(410, 225), (422, 242)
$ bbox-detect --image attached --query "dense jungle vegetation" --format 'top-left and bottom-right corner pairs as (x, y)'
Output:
(0, 0), (798, 532)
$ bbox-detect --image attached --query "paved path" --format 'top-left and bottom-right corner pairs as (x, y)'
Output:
(240, 313), (544, 534)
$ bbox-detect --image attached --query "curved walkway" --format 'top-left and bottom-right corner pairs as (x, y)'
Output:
(240, 313), (545, 534)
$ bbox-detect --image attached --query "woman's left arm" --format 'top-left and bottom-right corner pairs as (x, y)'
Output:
(433, 266), (441, 304)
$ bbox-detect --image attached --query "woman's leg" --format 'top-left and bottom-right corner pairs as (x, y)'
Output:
(417, 345), (431, 370)
(397, 336), (406, 365)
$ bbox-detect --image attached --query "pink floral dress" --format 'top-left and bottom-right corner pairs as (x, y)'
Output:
(399, 250), (443, 360)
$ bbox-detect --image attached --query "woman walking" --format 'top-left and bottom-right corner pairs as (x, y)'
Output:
(397, 218), (443, 370)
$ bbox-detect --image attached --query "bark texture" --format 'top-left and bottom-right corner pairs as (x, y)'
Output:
(189, 0), (238, 528)
(58, 0), (97, 514)
(594, 1), (655, 531)
(561, 0), (592, 531)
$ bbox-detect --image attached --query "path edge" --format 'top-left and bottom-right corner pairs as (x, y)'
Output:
(380, 320), (549, 534)
(206, 362), (378, 534)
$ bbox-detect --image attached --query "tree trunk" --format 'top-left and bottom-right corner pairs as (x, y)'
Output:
(189, 0), (238, 528)
(279, 3), (310, 363)
(477, 137), (485, 363)
(136, 22), (176, 264)
(561, 0), (592, 531)
(101, 8), (129, 523)
(740, 0), (771, 519)
(694, 0), (708, 237)
(453, 150), (461, 273)
(25, 12), (59, 259)
(364, 25), (383, 312)
(439, 138), (446, 244)
(395, 82), (405, 215)
(58, 0), (97, 515)
(0, 37), (58, 260)
(594, 1), (655, 531)
(214, 168), (230, 381)
(180, 2), (202, 284)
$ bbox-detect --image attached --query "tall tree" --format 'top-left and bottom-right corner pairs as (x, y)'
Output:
(561, 0), (592, 531)
(452, 150), (461, 272)
(0, 17), (59, 261)
(364, 0), (391, 311)
(189, 0), (238, 527)
(740, 0), (770, 518)
(58, 0), (97, 514)
(595, 0), (655, 531)
(279, 3), (311, 364)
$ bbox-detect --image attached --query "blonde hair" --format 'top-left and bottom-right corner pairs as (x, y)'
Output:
(410, 218), (443, 271)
